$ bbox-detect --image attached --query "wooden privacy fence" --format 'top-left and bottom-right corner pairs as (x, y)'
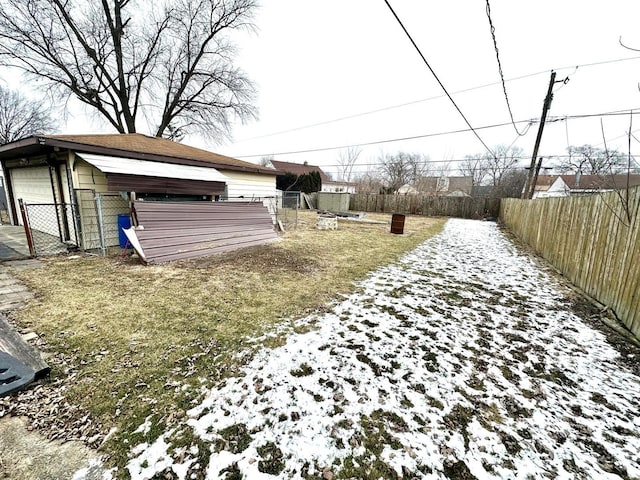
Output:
(501, 187), (640, 339)
(349, 194), (500, 218)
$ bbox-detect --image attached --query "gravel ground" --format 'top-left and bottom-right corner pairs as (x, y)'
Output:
(125, 219), (640, 480)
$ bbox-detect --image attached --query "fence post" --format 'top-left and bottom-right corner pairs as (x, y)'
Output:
(18, 199), (36, 257)
(94, 193), (107, 256)
(70, 190), (82, 249)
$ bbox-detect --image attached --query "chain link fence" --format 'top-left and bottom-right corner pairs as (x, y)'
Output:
(73, 190), (130, 255)
(20, 191), (130, 257)
(20, 200), (77, 256)
(274, 191), (299, 230)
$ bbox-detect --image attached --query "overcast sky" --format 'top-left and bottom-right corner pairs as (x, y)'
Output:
(214, 0), (640, 178)
(5, 0), (640, 179)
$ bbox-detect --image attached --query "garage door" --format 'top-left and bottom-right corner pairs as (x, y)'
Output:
(10, 166), (54, 225)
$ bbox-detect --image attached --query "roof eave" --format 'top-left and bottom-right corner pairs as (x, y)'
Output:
(0, 136), (41, 154)
(40, 137), (274, 175)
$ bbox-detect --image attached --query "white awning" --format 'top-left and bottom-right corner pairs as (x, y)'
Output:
(76, 153), (229, 183)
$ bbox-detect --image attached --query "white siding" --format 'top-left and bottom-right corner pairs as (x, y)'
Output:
(322, 182), (356, 193)
(220, 170), (277, 200)
(536, 177), (570, 198)
(73, 160), (110, 193)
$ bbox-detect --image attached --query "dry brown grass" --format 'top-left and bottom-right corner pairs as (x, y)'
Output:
(10, 210), (445, 469)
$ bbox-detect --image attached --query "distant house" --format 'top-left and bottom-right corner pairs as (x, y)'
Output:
(0, 133), (277, 252)
(397, 184), (419, 195)
(415, 176), (473, 196)
(267, 159), (356, 193)
(529, 175), (558, 198)
(533, 174), (640, 198)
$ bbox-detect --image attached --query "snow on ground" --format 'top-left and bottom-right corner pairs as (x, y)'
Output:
(127, 219), (640, 479)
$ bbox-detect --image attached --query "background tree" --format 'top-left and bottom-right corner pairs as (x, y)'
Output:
(560, 145), (629, 174)
(434, 158), (452, 177)
(352, 169), (384, 194)
(484, 145), (523, 189)
(378, 152), (429, 193)
(491, 169), (528, 198)
(461, 145), (524, 197)
(336, 146), (361, 183)
(459, 153), (489, 186)
(259, 155), (275, 167)
(0, 86), (55, 144)
(275, 171), (321, 193)
(0, 0), (257, 141)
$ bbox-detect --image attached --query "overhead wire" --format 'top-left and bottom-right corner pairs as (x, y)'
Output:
(318, 154), (640, 170)
(234, 119), (531, 158)
(485, 0), (525, 136)
(234, 55), (640, 144)
(233, 108), (640, 159)
(381, 0), (496, 158)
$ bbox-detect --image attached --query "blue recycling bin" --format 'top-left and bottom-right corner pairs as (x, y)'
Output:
(117, 214), (131, 248)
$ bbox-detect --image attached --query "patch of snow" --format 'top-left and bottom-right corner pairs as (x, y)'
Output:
(128, 435), (174, 480)
(127, 219), (640, 479)
(71, 458), (115, 480)
(132, 416), (153, 435)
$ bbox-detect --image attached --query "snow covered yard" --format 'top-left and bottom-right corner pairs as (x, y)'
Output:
(126, 219), (640, 480)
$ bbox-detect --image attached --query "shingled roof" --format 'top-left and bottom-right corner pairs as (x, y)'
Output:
(558, 174), (640, 190)
(0, 133), (274, 175)
(269, 160), (332, 183)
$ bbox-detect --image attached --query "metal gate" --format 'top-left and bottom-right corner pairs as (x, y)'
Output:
(19, 192), (130, 257)
(19, 199), (78, 257)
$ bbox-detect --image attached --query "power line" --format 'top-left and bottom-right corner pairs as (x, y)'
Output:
(234, 54), (640, 143)
(548, 110), (640, 121)
(382, 0), (495, 158)
(234, 119), (531, 158)
(233, 108), (640, 158)
(316, 141), (640, 169)
(485, 0), (525, 136)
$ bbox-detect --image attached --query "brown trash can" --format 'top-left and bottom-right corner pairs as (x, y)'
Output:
(390, 213), (405, 234)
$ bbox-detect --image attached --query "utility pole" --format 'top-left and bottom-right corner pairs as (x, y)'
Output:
(530, 156), (544, 198)
(522, 71), (556, 199)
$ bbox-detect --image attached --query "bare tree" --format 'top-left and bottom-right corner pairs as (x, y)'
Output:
(462, 145), (524, 197)
(259, 155), (274, 167)
(485, 145), (523, 188)
(378, 152), (428, 193)
(0, 0), (257, 141)
(0, 86), (55, 144)
(336, 146), (361, 183)
(434, 157), (452, 178)
(560, 145), (629, 175)
(492, 169), (528, 198)
(459, 154), (489, 186)
(352, 169), (384, 194)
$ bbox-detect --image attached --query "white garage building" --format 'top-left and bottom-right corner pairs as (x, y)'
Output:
(0, 134), (277, 253)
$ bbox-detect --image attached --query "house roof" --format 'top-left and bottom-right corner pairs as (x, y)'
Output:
(0, 133), (274, 175)
(532, 175), (557, 192)
(269, 160), (332, 183)
(557, 174), (640, 190)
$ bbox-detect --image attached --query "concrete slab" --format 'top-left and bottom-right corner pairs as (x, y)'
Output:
(0, 225), (30, 260)
(3, 259), (43, 270)
(0, 262), (39, 312)
(0, 416), (106, 480)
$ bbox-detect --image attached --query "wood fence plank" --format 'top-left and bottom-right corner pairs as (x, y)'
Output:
(501, 187), (640, 339)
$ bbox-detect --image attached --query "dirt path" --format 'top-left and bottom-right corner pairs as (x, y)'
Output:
(123, 218), (640, 479)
